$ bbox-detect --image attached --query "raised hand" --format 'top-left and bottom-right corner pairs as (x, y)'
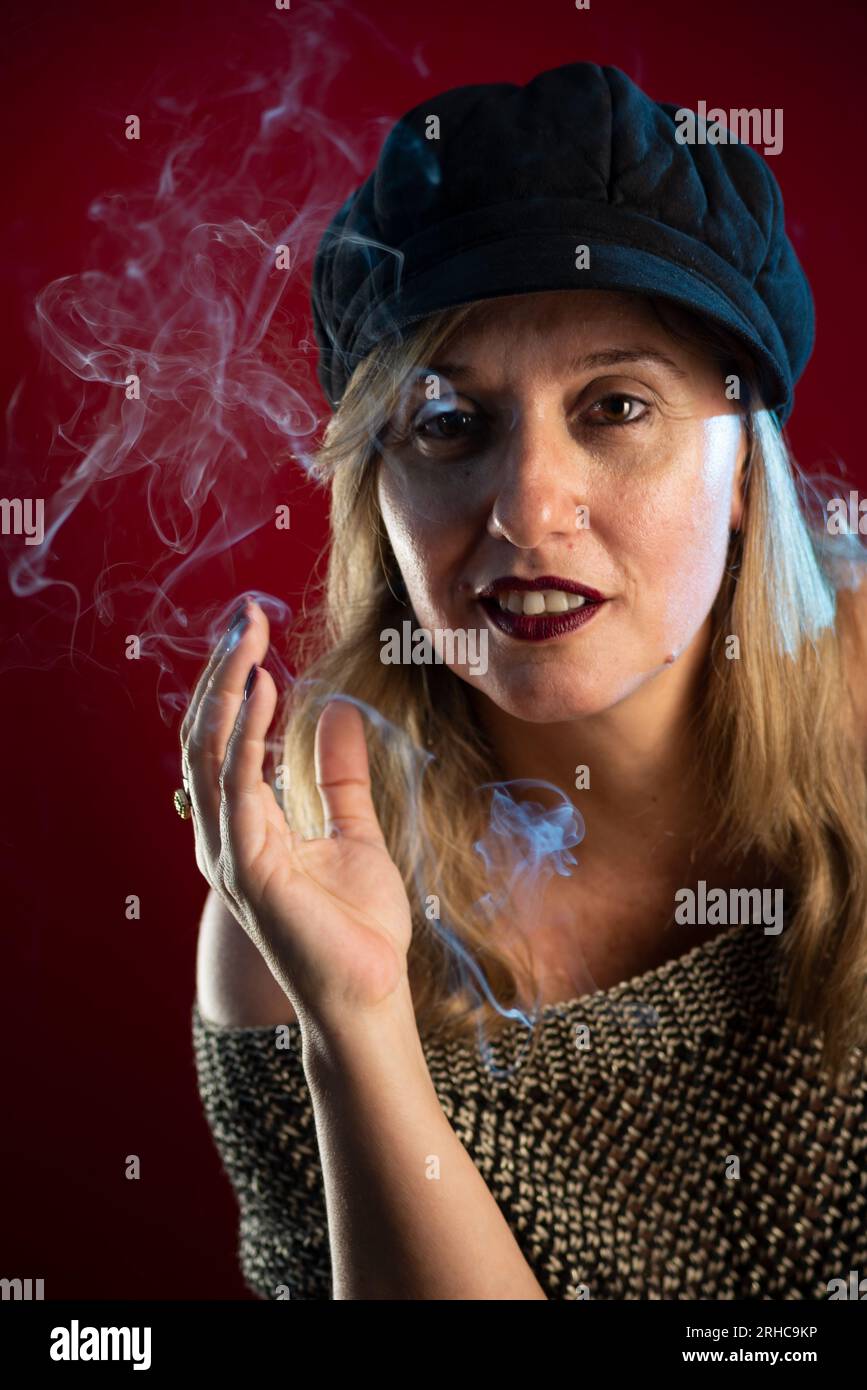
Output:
(180, 598), (414, 1027)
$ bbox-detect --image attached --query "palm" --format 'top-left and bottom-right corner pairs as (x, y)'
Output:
(243, 781), (413, 1011)
(184, 602), (415, 1020)
(227, 694), (415, 1015)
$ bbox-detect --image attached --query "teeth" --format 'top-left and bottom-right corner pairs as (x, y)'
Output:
(496, 589), (587, 615)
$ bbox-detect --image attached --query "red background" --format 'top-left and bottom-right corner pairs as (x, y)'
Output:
(2, 0), (865, 1298)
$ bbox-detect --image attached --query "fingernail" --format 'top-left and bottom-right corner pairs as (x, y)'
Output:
(226, 600), (249, 634)
(223, 601), (250, 654)
(244, 664), (258, 700)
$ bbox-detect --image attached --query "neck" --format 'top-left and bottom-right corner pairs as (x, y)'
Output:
(470, 628), (714, 885)
(463, 623), (781, 1001)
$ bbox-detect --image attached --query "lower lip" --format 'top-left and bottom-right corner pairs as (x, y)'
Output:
(479, 597), (607, 642)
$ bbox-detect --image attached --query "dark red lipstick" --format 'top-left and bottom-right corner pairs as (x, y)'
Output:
(476, 575), (609, 643)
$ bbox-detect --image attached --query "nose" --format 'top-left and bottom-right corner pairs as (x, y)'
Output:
(486, 408), (586, 547)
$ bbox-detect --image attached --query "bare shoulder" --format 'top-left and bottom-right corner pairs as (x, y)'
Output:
(195, 886), (298, 1027)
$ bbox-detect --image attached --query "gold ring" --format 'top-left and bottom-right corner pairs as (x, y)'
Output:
(173, 787), (193, 820)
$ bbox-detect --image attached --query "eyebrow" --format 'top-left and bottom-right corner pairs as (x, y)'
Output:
(422, 347), (689, 385)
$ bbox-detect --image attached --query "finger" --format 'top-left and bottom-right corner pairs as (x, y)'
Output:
(183, 603), (270, 858)
(219, 664), (289, 884)
(314, 698), (388, 848)
(180, 605), (245, 744)
(181, 598), (272, 743)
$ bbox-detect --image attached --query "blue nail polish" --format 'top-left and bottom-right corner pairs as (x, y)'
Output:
(244, 664), (258, 700)
(226, 601), (248, 633)
(224, 602), (250, 654)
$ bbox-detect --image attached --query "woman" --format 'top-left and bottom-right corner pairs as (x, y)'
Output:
(185, 63), (867, 1300)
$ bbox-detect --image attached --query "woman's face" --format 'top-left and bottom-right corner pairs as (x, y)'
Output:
(375, 290), (747, 724)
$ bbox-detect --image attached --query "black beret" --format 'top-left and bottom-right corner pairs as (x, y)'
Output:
(311, 62), (814, 422)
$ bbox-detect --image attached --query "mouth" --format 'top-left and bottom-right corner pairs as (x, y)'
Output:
(476, 576), (609, 643)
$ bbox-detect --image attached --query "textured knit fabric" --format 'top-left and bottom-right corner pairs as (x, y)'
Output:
(192, 923), (867, 1300)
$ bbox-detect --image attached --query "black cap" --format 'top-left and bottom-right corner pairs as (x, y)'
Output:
(312, 62), (813, 422)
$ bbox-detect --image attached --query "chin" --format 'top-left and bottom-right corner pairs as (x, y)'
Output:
(473, 675), (615, 724)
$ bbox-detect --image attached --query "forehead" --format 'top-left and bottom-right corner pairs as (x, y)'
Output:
(435, 290), (671, 375)
(450, 290), (659, 344)
(418, 291), (694, 390)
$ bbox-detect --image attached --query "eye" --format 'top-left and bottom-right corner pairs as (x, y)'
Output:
(410, 405), (487, 443)
(586, 393), (650, 426)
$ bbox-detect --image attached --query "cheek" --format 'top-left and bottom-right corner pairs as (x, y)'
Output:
(376, 468), (463, 620)
(622, 418), (739, 637)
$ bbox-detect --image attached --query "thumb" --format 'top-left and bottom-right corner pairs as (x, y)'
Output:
(314, 698), (388, 848)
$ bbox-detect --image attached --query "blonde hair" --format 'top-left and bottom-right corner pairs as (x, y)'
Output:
(278, 297), (867, 1085)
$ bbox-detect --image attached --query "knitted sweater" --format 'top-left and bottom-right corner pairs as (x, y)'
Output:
(191, 923), (867, 1300)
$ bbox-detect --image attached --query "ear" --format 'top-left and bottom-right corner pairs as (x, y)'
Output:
(729, 415), (750, 533)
